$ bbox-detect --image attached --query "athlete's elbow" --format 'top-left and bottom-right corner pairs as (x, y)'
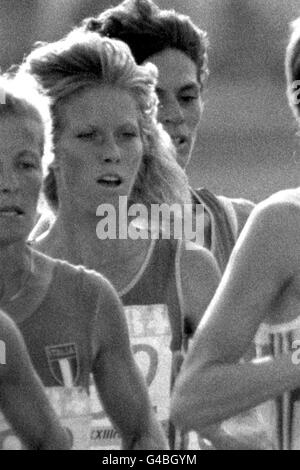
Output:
(170, 381), (207, 433)
(170, 394), (191, 433)
(170, 394), (211, 435)
(171, 366), (224, 433)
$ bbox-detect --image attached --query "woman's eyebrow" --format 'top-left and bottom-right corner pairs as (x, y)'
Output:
(156, 82), (201, 96)
(118, 121), (139, 129)
(178, 82), (201, 94)
(16, 149), (40, 158)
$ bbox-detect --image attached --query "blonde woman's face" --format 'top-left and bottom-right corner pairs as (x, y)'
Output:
(56, 85), (144, 213)
(147, 48), (202, 169)
(0, 115), (43, 244)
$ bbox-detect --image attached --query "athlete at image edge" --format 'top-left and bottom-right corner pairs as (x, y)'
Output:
(0, 78), (167, 450)
(170, 17), (300, 450)
(0, 309), (71, 450)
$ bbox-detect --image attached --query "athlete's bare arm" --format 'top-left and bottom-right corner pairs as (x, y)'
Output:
(171, 193), (300, 434)
(0, 310), (71, 450)
(166, 242), (221, 380)
(91, 279), (168, 450)
(179, 242), (221, 334)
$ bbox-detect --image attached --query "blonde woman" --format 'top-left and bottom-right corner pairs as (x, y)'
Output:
(22, 30), (220, 448)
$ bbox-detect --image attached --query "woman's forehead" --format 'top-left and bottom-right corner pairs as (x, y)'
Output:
(58, 85), (141, 129)
(146, 48), (198, 92)
(0, 115), (43, 152)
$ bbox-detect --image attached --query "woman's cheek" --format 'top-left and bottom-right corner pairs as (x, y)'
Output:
(189, 105), (202, 132)
(24, 172), (42, 196)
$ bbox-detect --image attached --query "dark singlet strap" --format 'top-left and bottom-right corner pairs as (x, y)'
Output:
(192, 187), (236, 272)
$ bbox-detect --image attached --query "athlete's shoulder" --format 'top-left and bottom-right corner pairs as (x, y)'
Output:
(32, 247), (100, 277)
(235, 188), (300, 261)
(252, 188), (300, 227)
(264, 187), (300, 208)
(31, 248), (113, 299)
(180, 241), (221, 285)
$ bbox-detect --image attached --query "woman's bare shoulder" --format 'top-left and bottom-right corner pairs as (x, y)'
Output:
(249, 188), (300, 232)
(239, 188), (300, 271)
(260, 188), (300, 211)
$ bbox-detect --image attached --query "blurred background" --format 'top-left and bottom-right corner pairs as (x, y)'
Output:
(1, 0), (300, 202)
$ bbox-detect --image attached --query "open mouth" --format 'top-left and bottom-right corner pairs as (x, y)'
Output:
(97, 175), (123, 188)
(0, 207), (24, 217)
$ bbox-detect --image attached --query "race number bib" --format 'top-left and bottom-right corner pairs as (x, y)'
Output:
(90, 304), (172, 449)
(46, 386), (92, 450)
(0, 413), (23, 450)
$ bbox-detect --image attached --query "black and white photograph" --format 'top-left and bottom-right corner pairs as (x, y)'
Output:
(0, 0), (300, 452)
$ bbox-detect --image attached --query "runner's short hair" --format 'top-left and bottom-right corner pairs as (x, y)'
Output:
(82, 0), (209, 90)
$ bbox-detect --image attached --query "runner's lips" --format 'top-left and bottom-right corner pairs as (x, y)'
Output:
(97, 175), (123, 187)
(0, 206), (24, 216)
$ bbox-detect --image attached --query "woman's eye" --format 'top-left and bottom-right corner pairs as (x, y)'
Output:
(77, 131), (96, 139)
(122, 132), (137, 138)
(18, 161), (37, 170)
(180, 95), (198, 104)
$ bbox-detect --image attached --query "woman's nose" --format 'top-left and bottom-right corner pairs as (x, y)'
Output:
(101, 139), (121, 164)
(159, 97), (185, 126)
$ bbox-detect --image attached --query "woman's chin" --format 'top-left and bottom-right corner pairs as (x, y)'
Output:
(96, 186), (131, 203)
(0, 232), (28, 246)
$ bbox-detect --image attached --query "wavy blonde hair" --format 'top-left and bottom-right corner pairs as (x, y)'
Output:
(20, 30), (191, 212)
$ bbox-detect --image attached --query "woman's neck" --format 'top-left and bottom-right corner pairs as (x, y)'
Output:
(0, 241), (32, 303)
(41, 203), (152, 291)
(0, 241), (30, 280)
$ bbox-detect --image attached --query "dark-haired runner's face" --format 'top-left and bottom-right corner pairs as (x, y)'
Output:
(147, 48), (202, 169)
(56, 85), (143, 213)
(0, 116), (42, 244)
